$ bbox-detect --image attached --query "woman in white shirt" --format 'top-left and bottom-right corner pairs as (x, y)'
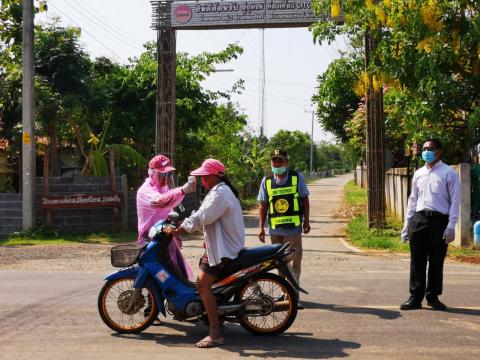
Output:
(165, 158), (245, 348)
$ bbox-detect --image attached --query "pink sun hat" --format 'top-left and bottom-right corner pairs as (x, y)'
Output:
(190, 158), (225, 176)
(148, 155), (176, 173)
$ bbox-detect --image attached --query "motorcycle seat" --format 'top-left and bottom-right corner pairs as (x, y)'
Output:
(220, 243), (285, 277)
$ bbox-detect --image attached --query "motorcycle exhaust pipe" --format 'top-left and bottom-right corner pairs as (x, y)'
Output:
(217, 304), (243, 316)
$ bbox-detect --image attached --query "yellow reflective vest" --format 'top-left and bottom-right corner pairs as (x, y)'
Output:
(266, 170), (301, 229)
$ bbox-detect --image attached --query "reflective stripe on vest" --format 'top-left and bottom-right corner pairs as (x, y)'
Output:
(271, 215), (301, 228)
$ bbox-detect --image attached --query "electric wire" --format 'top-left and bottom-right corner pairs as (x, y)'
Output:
(70, 0), (145, 44)
(207, 84), (313, 107)
(51, 0), (144, 51)
(209, 72), (317, 88)
(46, 2), (124, 62)
(206, 79), (314, 105)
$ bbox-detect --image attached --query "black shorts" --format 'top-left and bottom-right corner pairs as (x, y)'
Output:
(199, 253), (230, 278)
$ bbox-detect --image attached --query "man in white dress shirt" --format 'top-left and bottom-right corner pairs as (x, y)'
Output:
(400, 139), (460, 311)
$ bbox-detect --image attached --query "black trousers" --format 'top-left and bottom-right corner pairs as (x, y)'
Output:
(408, 212), (449, 301)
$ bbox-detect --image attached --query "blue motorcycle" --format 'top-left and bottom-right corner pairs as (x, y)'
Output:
(98, 213), (306, 335)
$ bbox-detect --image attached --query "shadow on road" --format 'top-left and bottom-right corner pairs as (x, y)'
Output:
(302, 301), (402, 320)
(112, 322), (361, 358)
(442, 307), (480, 316)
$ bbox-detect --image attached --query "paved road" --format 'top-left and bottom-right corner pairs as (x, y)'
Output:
(1, 173), (479, 359)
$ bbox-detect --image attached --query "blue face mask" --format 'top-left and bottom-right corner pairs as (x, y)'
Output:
(422, 150), (437, 163)
(272, 166), (286, 175)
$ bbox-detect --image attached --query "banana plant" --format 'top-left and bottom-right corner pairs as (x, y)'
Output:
(71, 115), (147, 177)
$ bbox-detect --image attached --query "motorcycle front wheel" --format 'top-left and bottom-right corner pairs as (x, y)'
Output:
(235, 272), (298, 335)
(98, 277), (158, 334)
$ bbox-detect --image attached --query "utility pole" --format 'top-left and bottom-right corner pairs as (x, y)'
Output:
(365, 28), (386, 229)
(305, 110), (315, 176)
(258, 29), (266, 137)
(22, 0), (36, 230)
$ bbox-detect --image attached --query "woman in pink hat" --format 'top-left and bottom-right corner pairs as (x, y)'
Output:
(136, 155), (197, 325)
(136, 154), (196, 245)
(165, 158), (245, 348)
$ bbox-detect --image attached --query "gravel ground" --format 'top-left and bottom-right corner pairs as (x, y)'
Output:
(0, 232), (206, 273)
(0, 244), (113, 272)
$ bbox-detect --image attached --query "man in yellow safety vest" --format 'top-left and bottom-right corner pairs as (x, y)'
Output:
(257, 149), (311, 308)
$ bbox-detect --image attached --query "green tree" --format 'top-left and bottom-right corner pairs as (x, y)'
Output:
(267, 130), (313, 172)
(312, 55), (363, 142)
(312, 0), (480, 163)
(35, 23), (92, 175)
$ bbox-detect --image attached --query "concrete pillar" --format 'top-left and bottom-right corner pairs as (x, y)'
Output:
(454, 163), (472, 247)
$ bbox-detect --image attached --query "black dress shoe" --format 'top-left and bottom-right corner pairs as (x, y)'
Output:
(400, 298), (422, 310)
(427, 298), (447, 311)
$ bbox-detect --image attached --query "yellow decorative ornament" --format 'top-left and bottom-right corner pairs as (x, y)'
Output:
(274, 198), (290, 214)
(375, 7), (386, 23)
(87, 133), (100, 145)
(331, 1), (341, 18)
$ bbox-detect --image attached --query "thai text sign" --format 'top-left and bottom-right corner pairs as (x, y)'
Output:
(42, 193), (122, 209)
(170, 0), (329, 29)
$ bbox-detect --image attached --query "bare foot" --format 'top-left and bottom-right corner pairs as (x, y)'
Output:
(194, 335), (224, 348)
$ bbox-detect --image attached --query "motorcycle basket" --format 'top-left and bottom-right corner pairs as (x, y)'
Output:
(110, 243), (145, 267)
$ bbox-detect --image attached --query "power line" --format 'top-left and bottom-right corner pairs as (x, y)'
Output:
(46, 2), (124, 62)
(207, 84), (312, 107)
(211, 72), (317, 88)
(51, 0), (143, 51)
(206, 79), (313, 105)
(70, 0), (145, 45)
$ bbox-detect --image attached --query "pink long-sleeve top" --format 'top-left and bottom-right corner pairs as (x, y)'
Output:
(136, 178), (185, 243)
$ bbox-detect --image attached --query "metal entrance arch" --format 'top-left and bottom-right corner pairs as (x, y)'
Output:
(150, 0), (385, 226)
(150, 0), (331, 158)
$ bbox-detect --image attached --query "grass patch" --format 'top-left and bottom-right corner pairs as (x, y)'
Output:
(344, 180), (367, 206)
(240, 194), (258, 211)
(348, 214), (409, 251)
(343, 180), (408, 251)
(0, 228), (136, 246)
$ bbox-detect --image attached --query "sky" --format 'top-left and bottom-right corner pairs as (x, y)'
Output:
(37, 0), (347, 143)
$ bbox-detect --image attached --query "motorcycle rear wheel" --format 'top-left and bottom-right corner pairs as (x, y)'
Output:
(98, 277), (157, 334)
(235, 273), (298, 335)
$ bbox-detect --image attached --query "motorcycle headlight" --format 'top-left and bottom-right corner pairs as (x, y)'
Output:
(147, 226), (158, 239)
(148, 220), (166, 239)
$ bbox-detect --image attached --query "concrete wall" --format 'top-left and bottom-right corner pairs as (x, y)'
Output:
(0, 193), (22, 235)
(385, 164), (472, 247)
(35, 176), (124, 234)
(0, 176), (200, 236)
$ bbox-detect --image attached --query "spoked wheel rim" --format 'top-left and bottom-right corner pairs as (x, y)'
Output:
(239, 277), (295, 333)
(100, 278), (156, 332)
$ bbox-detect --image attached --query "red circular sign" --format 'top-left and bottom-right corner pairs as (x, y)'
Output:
(175, 5), (192, 24)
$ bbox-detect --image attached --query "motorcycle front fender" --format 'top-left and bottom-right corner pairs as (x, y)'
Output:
(104, 267), (166, 317)
(104, 267), (138, 281)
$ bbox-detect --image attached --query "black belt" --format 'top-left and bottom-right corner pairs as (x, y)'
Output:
(418, 210), (446, 217)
